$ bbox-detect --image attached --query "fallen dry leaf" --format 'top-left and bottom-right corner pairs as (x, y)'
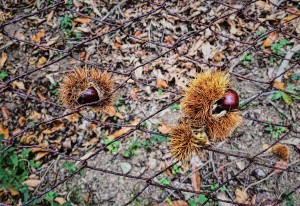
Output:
(73, 0), (82, 8)
(45, 36), (60, 46)
(9, 185), (20, 196)
(164, 35), (175, 45)
(32, 29), (45, 43)
(23, 179), (41, 188)
(273, 80), (286, 90)
(228, 19), (243, 36)
(12, 81), (25, 90)
(274, 159), (287, 173)
(16, 32), (25, 40)
(214, 51), (223, 62)
(256, 1), (272, 12)
(79, 151), (95, 161)
(0, 123), (9, 139)
(2, 106), (10, 120)
(157, 122), (171, 134)
(66, 113), (79, 122)
(83, 194), (90, 203)
(18, 116), (26, 126)
(54, 197), (66, 205)
(188, 38), (203, 56)
(42, 120), (64, 135)
(235, 188), (248, 203)
(262, 31), (278, 47)
(74, 17), (92, 24)
(37, 56), (47, 67)
(131, 88), (139, 100)
(29, 111), (42, 122)
(201, 41), (213, 60)
(134, 30), (143, 37)
(157, 79), (169, 89)
(191, 163), (201, 192)
(262, 144), (272, 152)
(105, 106), (117, 116)
(281, 11), (300, 23)
(20, 134), (37, 144)
(31, 143), (48, 153)
(35, 151), (49, 161)
(115, 112), (124, 119)
(62, 138), (72, 149)
(155, 200), (188, 206)
(107, 119), (141, 141)
(37, 92), (46, 100)
(46, 9), (55, 25)
(113, 41), (122, 48)
(0, 52), (7, 69)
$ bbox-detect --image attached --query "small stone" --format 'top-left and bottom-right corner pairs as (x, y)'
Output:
(149, 157), (157, 170)
(251, 168), (266, 180)
(120, 162), (132, 174)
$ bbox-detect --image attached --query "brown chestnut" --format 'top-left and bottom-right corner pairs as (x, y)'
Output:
(77, 87), (100, 104)
(217, 89), (239, 111)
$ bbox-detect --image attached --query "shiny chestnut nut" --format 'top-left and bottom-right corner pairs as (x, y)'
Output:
(216, 89), (239, 111)
(77, 87), (100, 104)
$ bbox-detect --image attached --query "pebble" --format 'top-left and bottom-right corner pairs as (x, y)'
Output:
(120, 162), (132, 174)
(251, 168), (266, 179)
(149, 157), (157, 170)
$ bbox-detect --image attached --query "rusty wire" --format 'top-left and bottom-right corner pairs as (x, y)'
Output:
(0, 0), (300, 205)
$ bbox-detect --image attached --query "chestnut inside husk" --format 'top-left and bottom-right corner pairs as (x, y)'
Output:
(77, 87), (100, 104)
(213, 89), (239, 113)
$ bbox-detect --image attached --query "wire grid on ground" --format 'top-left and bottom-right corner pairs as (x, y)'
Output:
(0, 0), (300, 205)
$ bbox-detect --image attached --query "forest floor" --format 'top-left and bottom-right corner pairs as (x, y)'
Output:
(1, 0), (300, 205)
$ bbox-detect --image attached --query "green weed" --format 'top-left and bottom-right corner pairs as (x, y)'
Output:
(59, 13), (79, 38)
(159, 177), (170, 186)
(264, 125), (286, 139)
(50, 83), (59, 96)
(141, 134), (168, 149)
(272, 84), (300, 105)
(63, 162), (77, 174)
(171, 165), (182, 175)
(241, 51), (253, 66)
(271, 38), (291, 56)
(0, 134), (41, 204)
(0, 71), (8, 80)
(284, 191), (294, 206)
(169, 103), (180, 111)
(104, 138), (120, 154)
(188, 194), (209, 206)
(158, 89), (163, 95)
(123, 139), (139, 158)
(44, 191), (71, 206)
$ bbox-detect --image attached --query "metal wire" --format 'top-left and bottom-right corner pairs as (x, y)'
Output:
(1, 0), (300, 205)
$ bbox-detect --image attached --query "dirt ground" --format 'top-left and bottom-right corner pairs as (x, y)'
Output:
(1, 0), (300, 205)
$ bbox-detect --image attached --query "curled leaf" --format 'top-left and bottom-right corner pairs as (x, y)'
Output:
(74, 17), (91, 24)
(23, 179), (41, 188)
(262, 32), (278, 47)
(107, 119), (140, 141)
(0, 52), (7, 69)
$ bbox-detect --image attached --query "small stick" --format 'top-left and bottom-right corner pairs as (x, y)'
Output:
(275, 44), (300, 82)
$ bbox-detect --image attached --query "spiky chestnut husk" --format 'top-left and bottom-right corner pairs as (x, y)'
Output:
(181, 70), (242, 141)
(59, 68), (114, 113)
(272, 144), (290, 161)
(168, 124), (209, 163)
(181, 70), (230, 125)
(206, 111), (242, 141)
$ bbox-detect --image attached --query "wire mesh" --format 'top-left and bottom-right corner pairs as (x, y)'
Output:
(0, 0), (300, 205)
